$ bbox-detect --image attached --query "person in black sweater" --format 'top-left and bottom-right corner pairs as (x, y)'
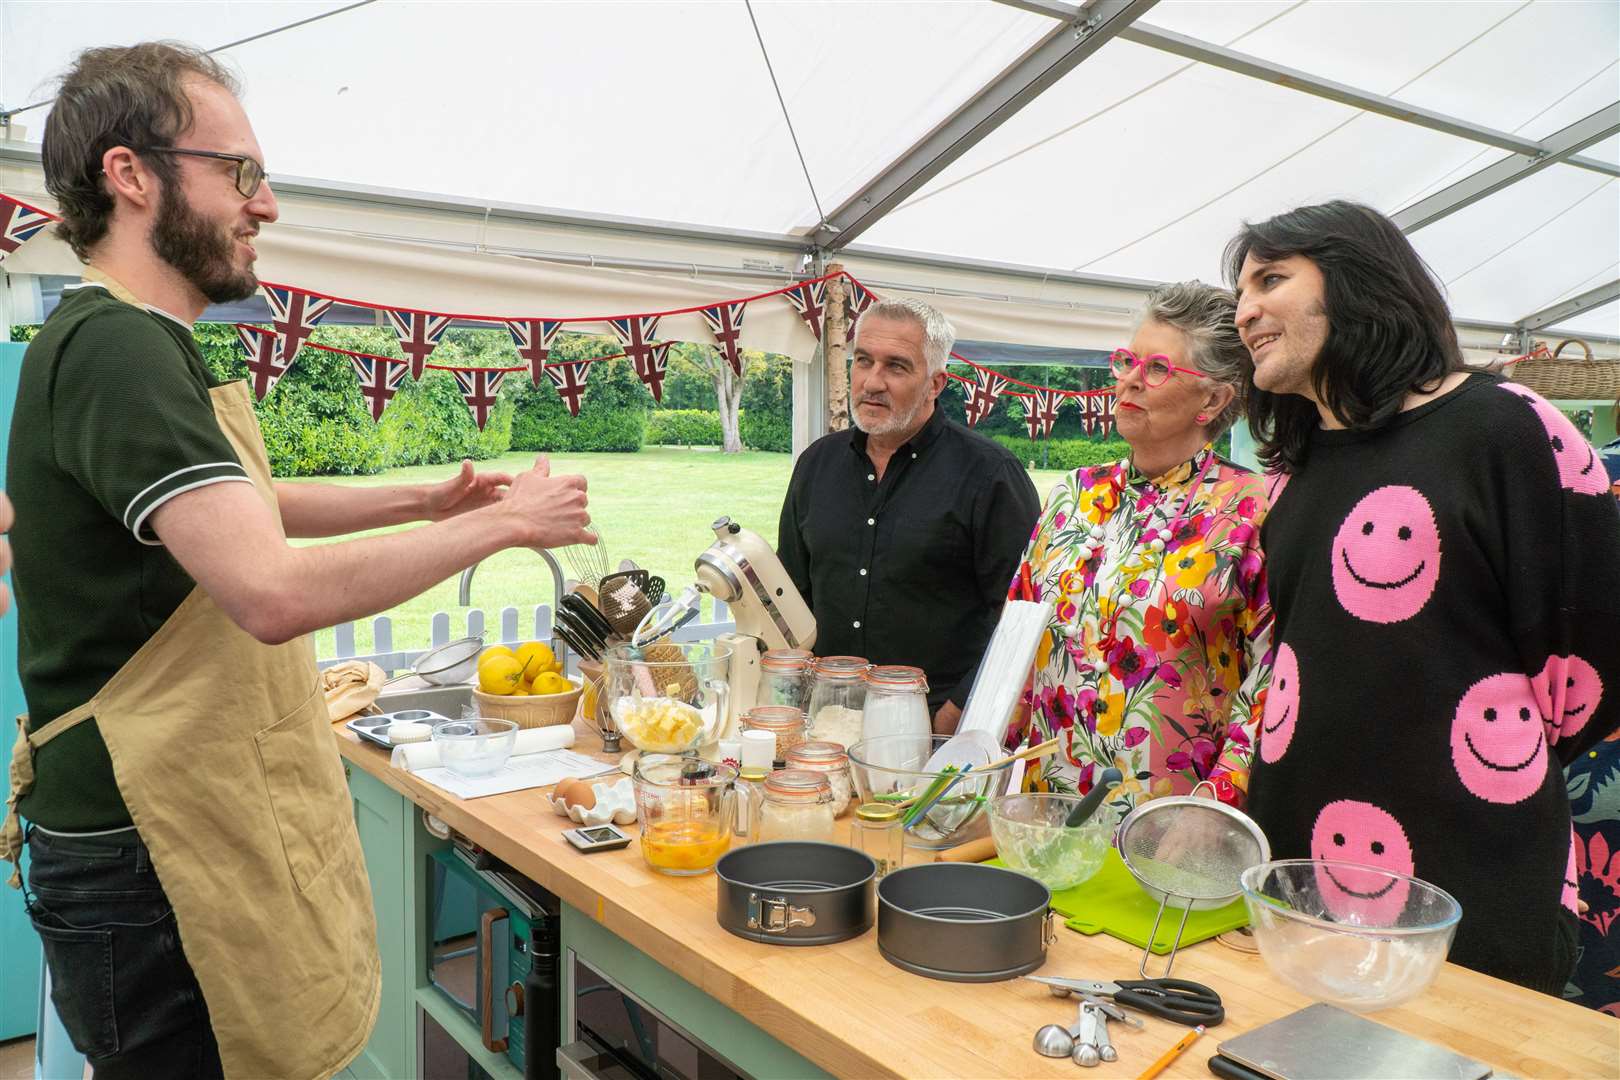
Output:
(1227, 201), (1620, 995)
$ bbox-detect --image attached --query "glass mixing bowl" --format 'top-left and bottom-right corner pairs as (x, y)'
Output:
(431, 718), (518, 778)
(1240, 859), (1461, 1012)
(846, 734), (1016, 849)
(988, 793), (1118, 892)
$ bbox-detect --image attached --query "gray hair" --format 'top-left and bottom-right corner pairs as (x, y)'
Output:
(1135, 281), (1249, 436)
(853, 297), (956, 376)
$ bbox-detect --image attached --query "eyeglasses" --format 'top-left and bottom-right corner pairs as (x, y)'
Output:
(139, 147), (267, 199)
(1109, 348), (1209, 388)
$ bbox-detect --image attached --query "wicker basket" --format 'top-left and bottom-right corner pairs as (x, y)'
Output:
(472, 678), (583, 729)
(1512, 339), (1620, 400)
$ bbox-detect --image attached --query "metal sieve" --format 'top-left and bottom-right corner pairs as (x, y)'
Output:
(1116, 789), (1270, 977)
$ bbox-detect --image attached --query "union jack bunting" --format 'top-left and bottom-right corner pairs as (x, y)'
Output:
(384, 308), (454, 380)
(1021, 388), (1063, 440)
(236, 324), (292, 401)
(504, 318), (565, 387)
(262, 285), (334, 365)
(844, 277), (874, 344)
(1080, 391), (1116, 437)
(963, 369), (1009, 427)
(349, 354), (410, 421)
(699, 302), (747, 375)
(545, 359), (591, 416)
(608, 316), (668, 401)
(453, 368), (507, 430)
(0, 195), (54, 263)
(783, 280), (826, 342)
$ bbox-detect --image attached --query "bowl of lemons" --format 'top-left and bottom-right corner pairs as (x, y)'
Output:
(473, 641), (583, 729)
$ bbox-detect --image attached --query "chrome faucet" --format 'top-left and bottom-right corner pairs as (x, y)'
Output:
(458, 548), (569, 666)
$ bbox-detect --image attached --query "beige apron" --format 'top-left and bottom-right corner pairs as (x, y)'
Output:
(2, 294), (379, 1079)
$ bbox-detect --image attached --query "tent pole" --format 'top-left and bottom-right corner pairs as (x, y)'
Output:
(824, 262), (850, 433)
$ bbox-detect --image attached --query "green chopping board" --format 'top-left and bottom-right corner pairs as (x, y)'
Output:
(991, 849), (1248, 955)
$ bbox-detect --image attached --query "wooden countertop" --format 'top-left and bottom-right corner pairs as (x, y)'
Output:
(334, 719), (1619, 1079)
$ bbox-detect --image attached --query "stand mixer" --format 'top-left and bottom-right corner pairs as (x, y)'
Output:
(633, 516), (816, 741)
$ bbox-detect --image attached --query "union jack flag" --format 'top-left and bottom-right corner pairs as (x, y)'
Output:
(0, 195), (54, 262)
(784, 280), (826, 342)
(963, 368), (1008, 427)
(235, 324), (292, 400)
(1081, 390), (1116, 436)
(504, 318), (564, 387)
(699, 302), (747, 375)
(608, 316), (667, 401)
(453, 368), (507, 430)
(262, 285), (334, 365)
(844, 277), (874, 344)
(349, 353), (410, 421)
(546, 359), (591, 416)
(1021, 388), (1063, 440)
(385, 308), (453, 380)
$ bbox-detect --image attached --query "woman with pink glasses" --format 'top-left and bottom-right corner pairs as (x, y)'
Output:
(1009, 282), (1273, 811)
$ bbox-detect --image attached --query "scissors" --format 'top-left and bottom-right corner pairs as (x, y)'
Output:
(1024, 975), (1225, 1027)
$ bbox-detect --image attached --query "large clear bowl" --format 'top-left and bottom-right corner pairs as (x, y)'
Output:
(1240, 859), (1461, 1012)
(988, 793), (1118, 892)
(603, 642), (731, 755)
(431, 718), (518, 778)
(846, 734), (1015, 849)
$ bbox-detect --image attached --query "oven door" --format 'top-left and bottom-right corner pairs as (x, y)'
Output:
(561, 951), (749, 1080)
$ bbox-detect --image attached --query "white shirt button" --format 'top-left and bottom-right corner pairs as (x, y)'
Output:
(853, 620), (862, 629)
(867, 517), (875, 526)
(859, 568), (868, 576)
(911, 452), (918, 459)
(868, 473), (875, 481)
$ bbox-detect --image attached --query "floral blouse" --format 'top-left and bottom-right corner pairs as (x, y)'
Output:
(1009, 446), (1272, 810)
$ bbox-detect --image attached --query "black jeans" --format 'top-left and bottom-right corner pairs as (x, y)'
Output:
(24, 826), (224, 1079)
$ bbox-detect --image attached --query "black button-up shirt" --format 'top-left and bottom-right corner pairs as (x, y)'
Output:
(777, 407), (1041, 709)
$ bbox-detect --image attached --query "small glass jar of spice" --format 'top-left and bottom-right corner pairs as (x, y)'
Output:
(760, 649), (814, 712)
(739, 706), (807, 761)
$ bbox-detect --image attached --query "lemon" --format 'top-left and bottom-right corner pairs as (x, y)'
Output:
(533, 672), (572, 696)
(478, 654), (524, 695)
(515, 642), (555, 682)
(581, 677), (599, 719)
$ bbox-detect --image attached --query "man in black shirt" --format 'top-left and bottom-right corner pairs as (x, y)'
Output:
(777, 297), (1040, 733)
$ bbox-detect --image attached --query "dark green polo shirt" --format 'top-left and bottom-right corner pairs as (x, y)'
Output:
(8, 283), (250, 830)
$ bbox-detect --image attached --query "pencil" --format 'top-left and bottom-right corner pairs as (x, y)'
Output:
(1136, 1025), (1204, 1080)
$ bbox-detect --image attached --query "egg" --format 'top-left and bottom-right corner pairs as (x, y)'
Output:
(554, 777), (597, 811)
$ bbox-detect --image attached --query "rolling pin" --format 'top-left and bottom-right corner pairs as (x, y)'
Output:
(934, 836), (997, 863)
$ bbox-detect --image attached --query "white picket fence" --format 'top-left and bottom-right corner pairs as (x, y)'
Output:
(317, 600), (736, 677)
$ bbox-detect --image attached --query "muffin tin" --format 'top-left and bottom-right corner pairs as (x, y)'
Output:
(345, 709), (452, 748)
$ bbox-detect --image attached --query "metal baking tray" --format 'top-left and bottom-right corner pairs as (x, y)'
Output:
(345, 709), (449, 749)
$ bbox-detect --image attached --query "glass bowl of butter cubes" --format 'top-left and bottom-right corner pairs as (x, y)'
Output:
(602, 642), (732, 755)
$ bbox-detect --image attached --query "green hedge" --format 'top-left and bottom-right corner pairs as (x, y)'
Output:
(992, 435), (1131, 471)
(740, 355), (792, 452)
(646, 409), (725, 446)
(507, 338), (647, 453)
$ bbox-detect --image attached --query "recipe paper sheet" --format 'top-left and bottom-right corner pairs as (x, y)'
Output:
(412, 750), (617, 800)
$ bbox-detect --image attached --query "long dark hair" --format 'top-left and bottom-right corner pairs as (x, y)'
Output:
(1224, 201), (1463, 474)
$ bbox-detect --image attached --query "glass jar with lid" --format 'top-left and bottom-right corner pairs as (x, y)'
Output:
(806, 656), (871, 750)
(755, 769), (836, 844)
(850, 802), (904, 878)
(860, 665), (932, 768)
(739, 706), (807, 761)
(783, 740), (855, 817)
(760, 649), (814, 712)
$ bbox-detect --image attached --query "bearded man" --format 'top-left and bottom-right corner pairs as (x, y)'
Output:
(776, 297), (1039, 734)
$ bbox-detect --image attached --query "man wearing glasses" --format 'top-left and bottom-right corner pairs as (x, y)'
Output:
(3, 44), (594, 1077)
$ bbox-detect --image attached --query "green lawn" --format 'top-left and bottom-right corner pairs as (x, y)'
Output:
(294, 447), (1072, 659)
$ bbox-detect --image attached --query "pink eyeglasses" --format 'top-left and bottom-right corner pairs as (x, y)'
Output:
(1109, 348), (1209, 388)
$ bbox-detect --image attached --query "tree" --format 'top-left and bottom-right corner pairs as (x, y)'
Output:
(667, 341), (747, 453)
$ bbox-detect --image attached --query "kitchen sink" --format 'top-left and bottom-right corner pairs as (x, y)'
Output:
(374, 683), (474, 717)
